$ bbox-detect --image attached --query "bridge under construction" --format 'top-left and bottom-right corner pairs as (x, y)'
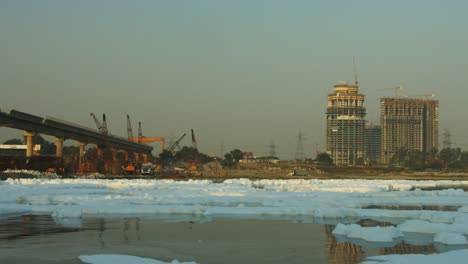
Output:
(0, 109), (153, 172)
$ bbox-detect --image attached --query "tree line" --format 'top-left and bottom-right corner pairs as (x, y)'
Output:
(314, 147), (468, 170)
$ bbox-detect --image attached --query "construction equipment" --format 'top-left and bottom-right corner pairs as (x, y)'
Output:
(128, 136), (166, 152)
(381, 85), (409, 98)
(353, 56), (358, 86)
(410, 93), (435, 100)
(126, 116), (165, 152)
(123, 163), (136, 175)
(140, 162), (155, 175)
(191, 129), (197, 150)
(167, 133), (186, 153)
(137, 122), (142, 144)
(90, 113), (108, 135)
(126, 114), (133, 139)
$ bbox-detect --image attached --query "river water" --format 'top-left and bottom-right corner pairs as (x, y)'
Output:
(2, 215), (464, 264)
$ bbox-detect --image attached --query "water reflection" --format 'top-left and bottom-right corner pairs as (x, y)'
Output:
(323, 219), (453, 264)
(0, 214), (466, 264)
(325, 225), (365, 264)
(0, 215), (80, 240)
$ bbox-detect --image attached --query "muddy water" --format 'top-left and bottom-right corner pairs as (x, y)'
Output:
(0, 215), (463, 264)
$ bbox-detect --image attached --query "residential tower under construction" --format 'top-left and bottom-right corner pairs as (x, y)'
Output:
(326, 83), (366, 166)
(380, 97), (439, 164)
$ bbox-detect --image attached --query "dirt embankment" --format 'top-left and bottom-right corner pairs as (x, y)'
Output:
(3, 163), (468, 181)
(201, 163), (468, 181)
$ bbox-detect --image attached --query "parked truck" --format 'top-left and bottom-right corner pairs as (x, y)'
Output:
(140, 162), (155, 176)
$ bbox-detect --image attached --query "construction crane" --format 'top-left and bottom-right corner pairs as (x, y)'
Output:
(353, 56), (358, 87)
(381, 85), (405, 98)
(90, 113), (108, 135)
(167, 133), (186, 153)
(138, 122), (142, 144)
(127, 116), (165, 152)
(126, 114), (133, 139)
(128, 137), (166, 152)
(416, 93), (435, 100)
(191, 129), (198, 150)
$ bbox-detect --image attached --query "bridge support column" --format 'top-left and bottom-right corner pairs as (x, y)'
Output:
(124, 151), (129, 161)
(134, 153), (140, 163)
(111, 149), (117, 161)
(54, 137), (64, 158)
(79, 142), (86, 164)
(97, 146), (103, 159)
(142, 154), (148, 163)
(23, 131), (36, 158)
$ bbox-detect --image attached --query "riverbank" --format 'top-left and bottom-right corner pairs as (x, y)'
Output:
(2, 169), (468, 182)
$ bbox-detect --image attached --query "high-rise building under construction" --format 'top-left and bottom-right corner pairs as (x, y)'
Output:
(365, 124), (381, 164)
(380, 97), (439, 164)
(326, 83), (366, 166)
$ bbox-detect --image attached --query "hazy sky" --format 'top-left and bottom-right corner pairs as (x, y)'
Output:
(1, 0), (468, 159)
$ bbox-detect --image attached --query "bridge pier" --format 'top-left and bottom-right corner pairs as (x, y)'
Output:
(78, 142), (86, 164)
(54, 137), (64, 158)
(23, 131), (36, 157)
(111, 148), (118, 161)
(134, 152), (140, 163)
(97, 146), (103, 159)
(142, 154), (149, 163)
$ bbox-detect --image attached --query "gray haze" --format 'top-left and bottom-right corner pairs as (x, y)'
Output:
(1, 1), (468, 158)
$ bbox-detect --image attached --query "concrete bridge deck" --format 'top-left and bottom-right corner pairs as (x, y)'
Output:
(0, 109), (153, 159)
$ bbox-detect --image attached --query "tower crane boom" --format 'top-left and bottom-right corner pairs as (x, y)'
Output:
(138, 122), (142, 144)
(127, 114), (133, 140)
(90, 113), (108, 135)
(168, 133), (186, 152)
(191, 129), (198, 150)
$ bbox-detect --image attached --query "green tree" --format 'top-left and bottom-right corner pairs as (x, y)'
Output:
(315, 152), (333, 166)
(390, 147), (410, 167)
(3, 138), (23, 144)
(439, 148), (462, 169)
(230, 149), (243, 162)
(175, 146), (214, 163)
(29, 135), (56, 155)
(406, 151), (426, 170)
(221, 149), (244, 168)
(222, 153), (235, 168)
(460, 151), (468, 168)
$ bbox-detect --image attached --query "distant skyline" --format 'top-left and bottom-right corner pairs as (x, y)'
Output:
(1, 0), (468, 159)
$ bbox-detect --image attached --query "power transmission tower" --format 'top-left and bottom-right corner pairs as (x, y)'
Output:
(443, 129), (452, 149)
(269, 140), (277, 157)
(295, 130), (306, 161)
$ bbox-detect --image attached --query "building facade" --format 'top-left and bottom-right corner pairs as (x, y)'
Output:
(380, 98), (439, 164)
(365, 124), (381, 164)
(326, 83), (366, 166)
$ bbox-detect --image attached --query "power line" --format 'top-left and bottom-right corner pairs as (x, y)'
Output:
(269, 140), (277, 157)
(295, 130), (306, 161)
(443, 129), (452, 149)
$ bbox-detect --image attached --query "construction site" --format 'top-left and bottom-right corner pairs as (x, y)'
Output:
(0, 109), (207, 177)
(380, 96), (439, 164)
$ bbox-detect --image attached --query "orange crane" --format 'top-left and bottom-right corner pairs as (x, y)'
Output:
(126, 114), (165, 152)
(128, 137), (165, 152)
